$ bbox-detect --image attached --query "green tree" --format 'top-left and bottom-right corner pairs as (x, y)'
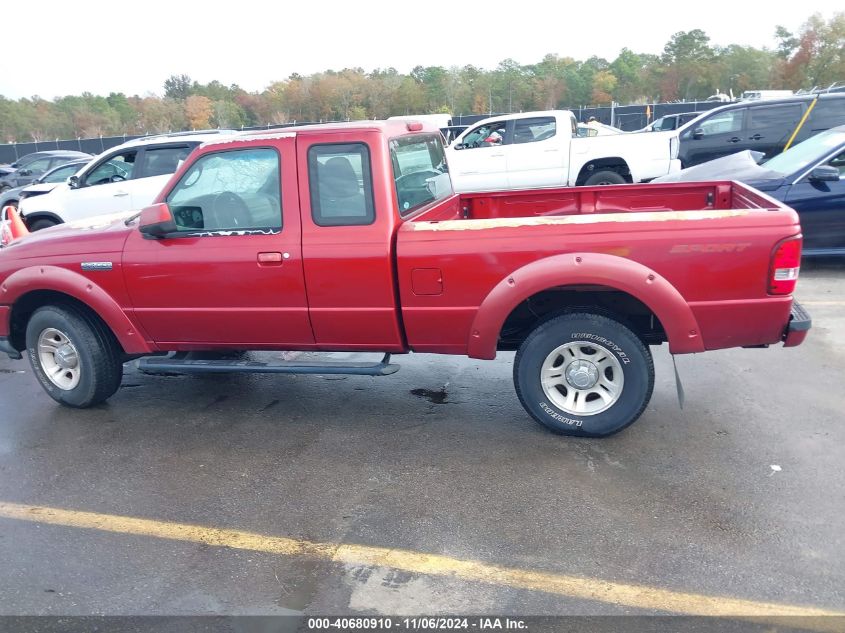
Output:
(163, 74), (192, 100)
(712, 45), (779, 97)
(661, 29), (715, 100)
(411, 66), (449, 112)
(610, 48), (653, 103)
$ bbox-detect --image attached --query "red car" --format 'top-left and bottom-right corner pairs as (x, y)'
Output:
(0, 121), (810, 437)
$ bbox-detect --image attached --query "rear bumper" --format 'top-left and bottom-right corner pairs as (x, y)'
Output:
(783, 301), (811, 347)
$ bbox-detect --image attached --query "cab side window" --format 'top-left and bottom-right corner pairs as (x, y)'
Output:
(694, 110), (744, 136)
(308, 143), (375, 226)
(21, 157), (52, 174)
(166, 148), (282, 233)
(513, 117), (556, 144)
(84, 151), (137, 186)
(461, 122), (507, 148)
(749, 105), (802, 130)
(141, 146), (192, 177)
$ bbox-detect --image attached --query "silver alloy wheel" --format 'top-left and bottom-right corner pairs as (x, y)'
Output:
(37, 327), (82, 390)
(540, 341), (624, 416)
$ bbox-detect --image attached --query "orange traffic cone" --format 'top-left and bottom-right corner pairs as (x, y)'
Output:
(7, 206), (30, 241)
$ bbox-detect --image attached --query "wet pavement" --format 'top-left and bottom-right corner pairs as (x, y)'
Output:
(0, 262), (843, 617)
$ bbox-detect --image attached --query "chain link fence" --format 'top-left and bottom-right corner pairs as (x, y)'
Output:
(0, 100), (728, 164)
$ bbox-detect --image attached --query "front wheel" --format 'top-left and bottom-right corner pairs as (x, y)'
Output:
(26, 305), (124, 408)
(514, 313), (654, 437)
(584, 170), (626, 186)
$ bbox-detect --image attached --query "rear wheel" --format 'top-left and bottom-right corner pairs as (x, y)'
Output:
(584, 170), (626, 186)
(514, 313), (654, 437)
(25, 305), (124, 408)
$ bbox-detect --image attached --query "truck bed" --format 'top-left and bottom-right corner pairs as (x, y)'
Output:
(397, 180), (801, 358)
(414, 181), (780, 223)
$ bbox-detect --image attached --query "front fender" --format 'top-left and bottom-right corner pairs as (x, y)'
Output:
(467, 252), (703, 359)
(1, 265), (152, 354)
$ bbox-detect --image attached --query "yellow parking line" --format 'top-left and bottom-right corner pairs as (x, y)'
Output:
(0, 501), (842, 623)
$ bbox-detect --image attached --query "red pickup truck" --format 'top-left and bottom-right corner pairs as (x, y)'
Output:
(0, 121), (810, 437)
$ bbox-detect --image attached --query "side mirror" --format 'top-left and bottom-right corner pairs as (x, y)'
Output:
(68, 175), (80, 189)
(809, 165), (840, 182)
(692, 128), (704, 140)
(138, 203), (178, 239)
(453, 143), (465, 150)
(18, 169), (31, 177)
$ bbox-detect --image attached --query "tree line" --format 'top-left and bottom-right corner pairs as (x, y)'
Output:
(0, 13), (842, 142)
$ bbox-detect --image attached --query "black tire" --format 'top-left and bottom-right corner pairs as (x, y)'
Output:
(25, 305), (124, 408)
(584, 170), (626, 186)
(28, 218), (57, 231)
(2, 199), (18, 210)
(514, 312), (654, 437)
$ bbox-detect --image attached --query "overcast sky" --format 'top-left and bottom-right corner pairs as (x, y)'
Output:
(1, 1), (838, 100)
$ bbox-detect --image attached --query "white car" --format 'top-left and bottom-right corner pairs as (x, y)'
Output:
(19, 131), (235, 230)
(446, 110), (681, 192)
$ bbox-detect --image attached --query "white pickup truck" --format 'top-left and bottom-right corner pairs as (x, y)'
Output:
(446, 110), (681, 192)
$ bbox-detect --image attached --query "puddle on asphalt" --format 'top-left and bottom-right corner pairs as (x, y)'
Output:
(410, 387), (449, 404)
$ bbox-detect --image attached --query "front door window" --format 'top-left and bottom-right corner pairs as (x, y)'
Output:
(84, 151), (137, 186)
(461, 122), (507, 148)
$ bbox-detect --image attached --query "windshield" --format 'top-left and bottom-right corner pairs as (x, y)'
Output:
(763, 129), (845, 176)
(390, 134), (452, 215)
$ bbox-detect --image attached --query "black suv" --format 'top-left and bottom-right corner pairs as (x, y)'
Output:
(676, 93), (845, 167)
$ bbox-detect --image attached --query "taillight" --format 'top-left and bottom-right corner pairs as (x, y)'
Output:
(769, 236), (801, 295)
(669, 135), (679, 160)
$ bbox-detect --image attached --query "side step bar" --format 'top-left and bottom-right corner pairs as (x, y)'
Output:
(137, 353), (400, 376)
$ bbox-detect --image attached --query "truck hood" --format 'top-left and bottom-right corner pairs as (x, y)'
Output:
(1, 211), (134, 258)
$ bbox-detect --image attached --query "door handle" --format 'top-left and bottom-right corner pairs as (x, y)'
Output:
(113, 191), (129, 197)
(749, 134), (763, 140)
(258, 252), (287, 266)
(728, 137), (741, 143)
(490, 153), (504, 157)
(544, 149), (559, 153)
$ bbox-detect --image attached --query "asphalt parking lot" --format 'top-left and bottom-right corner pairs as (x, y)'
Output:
(0, 261), (843, 625)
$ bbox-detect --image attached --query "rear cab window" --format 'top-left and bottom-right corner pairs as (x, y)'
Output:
(389, 134), (452, 216)
(307, 143), (375, 226)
